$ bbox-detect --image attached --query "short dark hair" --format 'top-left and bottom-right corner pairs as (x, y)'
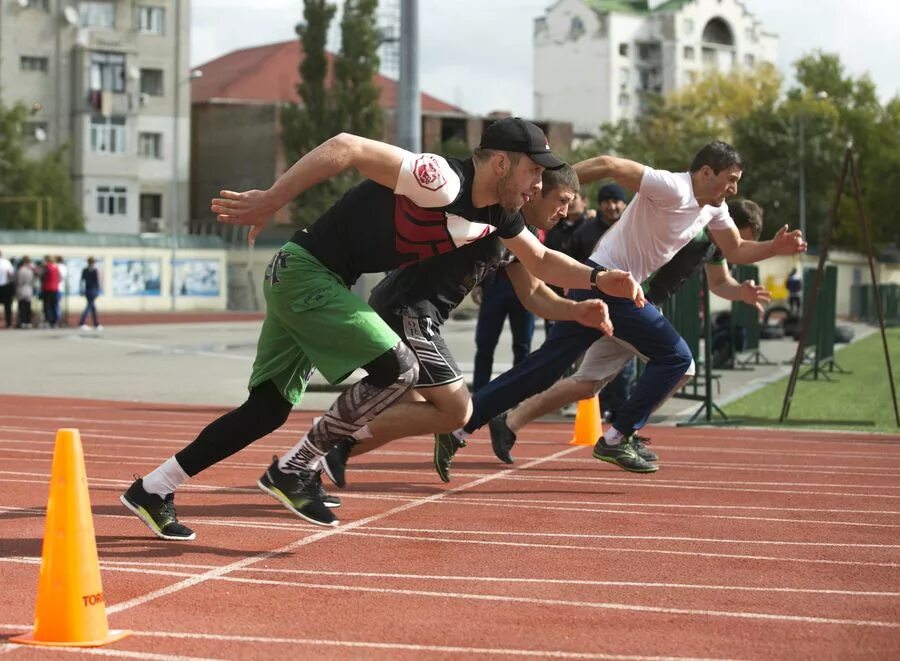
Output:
(689, 141), (743, 174)
(541, 163), (579, 196)
(727, 198), (763, 239)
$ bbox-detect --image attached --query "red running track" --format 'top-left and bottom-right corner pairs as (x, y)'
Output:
(1, 394), (898, 659)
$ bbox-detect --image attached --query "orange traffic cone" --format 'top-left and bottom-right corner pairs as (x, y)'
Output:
(569, 397), (603, 446)
(11, 429), (131, 648)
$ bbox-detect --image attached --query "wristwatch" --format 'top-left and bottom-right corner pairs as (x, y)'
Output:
(589, 265), (606, 291)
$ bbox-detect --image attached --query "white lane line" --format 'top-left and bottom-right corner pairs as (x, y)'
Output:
(5, 557), (899, 597)
(359, 526), (900, 549)
(104, 446), (583, 616)
(0, 625), (734, 661)
(334, 530), (900, 569)
(66, 335), (255, 362)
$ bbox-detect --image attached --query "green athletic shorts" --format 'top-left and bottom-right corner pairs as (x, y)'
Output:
(248, 242), (400, 405)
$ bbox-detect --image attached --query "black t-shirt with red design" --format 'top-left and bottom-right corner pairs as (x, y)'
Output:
(291, 157), (525, 285)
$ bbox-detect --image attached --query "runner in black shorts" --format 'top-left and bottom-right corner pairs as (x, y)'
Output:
(120, 118), (644, 539)
(318, 164), (619, 486)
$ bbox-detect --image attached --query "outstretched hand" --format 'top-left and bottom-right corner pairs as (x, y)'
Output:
(739, 279), (771, 315)
(211, 189), (278, 247)
(596, 269), (646, 308)
(573, 299), (613, 336)
(772, 225), (808, 255)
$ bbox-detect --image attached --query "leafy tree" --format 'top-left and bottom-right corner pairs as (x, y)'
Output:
(0, 101), (83, 231)
(280, 0), (384, 228)
(280, 0), (339, 227)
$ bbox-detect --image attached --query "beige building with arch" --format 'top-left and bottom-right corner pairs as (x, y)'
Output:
(534, 0), (777, 135)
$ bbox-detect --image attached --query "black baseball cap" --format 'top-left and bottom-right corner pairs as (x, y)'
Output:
(597, 183), (627, 203)
(479, 117), (565, 169)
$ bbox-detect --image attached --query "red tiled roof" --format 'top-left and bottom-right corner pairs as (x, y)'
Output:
(192, 40), (465, 115)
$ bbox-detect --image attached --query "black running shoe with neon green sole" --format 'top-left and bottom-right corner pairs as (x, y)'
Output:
(631, 433), (658, 463)
(258, 457), (338, 527)
(488, 413), (516, 464)
(593, 438), (658, 473)
(120, 477), (196, 541)
(434, 433), (466, 483)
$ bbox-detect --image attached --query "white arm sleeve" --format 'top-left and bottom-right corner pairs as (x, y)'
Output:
(638, 166), (690, 208)
(394, 153), (462, 208)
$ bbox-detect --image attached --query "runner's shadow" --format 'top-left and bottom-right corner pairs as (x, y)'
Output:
(95, 535), (289, 559)
(344, 481), (442, 496)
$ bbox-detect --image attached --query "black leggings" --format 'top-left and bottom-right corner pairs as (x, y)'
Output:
(176, 380), (292, 476)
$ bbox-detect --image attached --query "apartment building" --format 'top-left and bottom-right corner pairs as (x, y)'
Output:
(534, 0), (777, 135)
(0, 0), (190, 234)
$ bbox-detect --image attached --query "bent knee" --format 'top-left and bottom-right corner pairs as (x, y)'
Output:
(365, 342), (419, 389)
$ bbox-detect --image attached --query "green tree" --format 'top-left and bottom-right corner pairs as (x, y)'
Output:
(280, 0), (339, 227)
(0, 101), (83, 231)
(280, 0), (384, 229)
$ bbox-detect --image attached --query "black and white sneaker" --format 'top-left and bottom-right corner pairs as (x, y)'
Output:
(488, 413), (516, 464)
(120, 477), (196, 541)
(311, 470), (341, 508)
(433, 432), (466, 483)
(258, 457), (338, 527)
(322, 438), (354, 489)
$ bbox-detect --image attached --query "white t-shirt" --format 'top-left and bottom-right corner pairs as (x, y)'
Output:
(589, 167), (736, 284)
(0, 257), (13, 287)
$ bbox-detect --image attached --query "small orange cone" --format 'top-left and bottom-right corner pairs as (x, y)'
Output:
(11, 429), (131, 648)
(569, 397), (603, 446)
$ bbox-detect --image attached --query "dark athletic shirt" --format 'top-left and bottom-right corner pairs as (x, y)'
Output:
(369, 229), (523, 325)
(291, 157), (525, 285)
(646, 228), (724, 305)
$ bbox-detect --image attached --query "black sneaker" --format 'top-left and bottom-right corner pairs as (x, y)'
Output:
(488, 414), (516, 464)
(593, 437), (659, 473)
(257, 457), (338, 527)
(433, 432), (466, 483)
(310, 470), (341, 508)
(120, 477), (196, 541)
(322, 438), (354, 489)
(631, 433), (658, 462)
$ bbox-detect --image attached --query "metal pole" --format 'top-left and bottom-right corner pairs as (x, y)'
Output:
(169, 1), (181, 311)
(396, 0), (420, 151)
(798, 116), (806, 241)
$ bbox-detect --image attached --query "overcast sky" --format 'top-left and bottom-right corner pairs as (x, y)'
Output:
(191, 0), (900, 116)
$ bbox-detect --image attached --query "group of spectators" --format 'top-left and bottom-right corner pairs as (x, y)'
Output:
(0, 251), (102, 331)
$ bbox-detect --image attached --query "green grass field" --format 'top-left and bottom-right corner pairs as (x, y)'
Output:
(723, 327), (900, 433)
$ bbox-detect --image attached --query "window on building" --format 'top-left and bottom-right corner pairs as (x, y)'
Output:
(96, 185), (127, 215)
(140, 193), (163, 220)
(702, 18), (734, 45)
(137, 6), (165, 34)
(80, 1), (115, 28)
(25, 0), (50, 11)
(138, 132), (162, 158)
(619, 43), (629, 57)
(683, 17), (693, 35)
(20, 56), (49, 72)
(569, 16), (585, 40)
(140, 69), (164, 96)
(744, 54), (756, 67)
(620, 67), (629, 84)
(25, 121), (48, 142)
(90, 115), (127, 154)
(90, 51), (126, 92)
(683, 46), (695, 60)
(618, 93), (630, 109)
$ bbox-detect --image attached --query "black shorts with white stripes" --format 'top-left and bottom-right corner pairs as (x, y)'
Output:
(380, 310), (463, 388)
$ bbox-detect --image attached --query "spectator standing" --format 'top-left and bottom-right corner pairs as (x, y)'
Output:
(0, 250), (14, 328)
(15, 257), (35, 328)
(56, 256), (68, 327)
(40, 255), (61, 328)
(786, 267), (802, 315)
(79, 257), (103, 330)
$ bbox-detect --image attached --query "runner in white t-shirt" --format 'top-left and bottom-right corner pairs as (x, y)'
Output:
(0, 250), (14, 328)
(449, 141), (806, 474)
